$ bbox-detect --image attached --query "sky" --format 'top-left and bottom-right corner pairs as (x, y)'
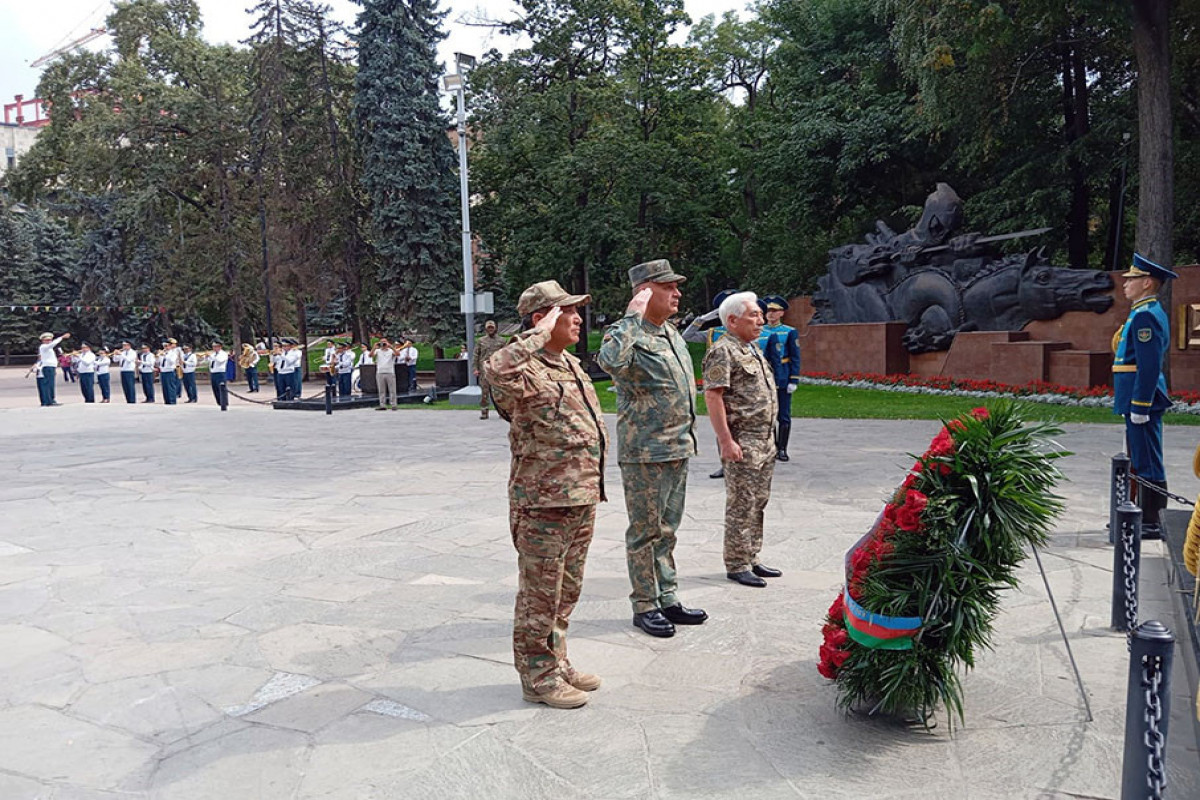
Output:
(0, 0), (749, 104)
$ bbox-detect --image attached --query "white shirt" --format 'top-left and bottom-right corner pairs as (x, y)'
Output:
(38, 336), (64, 368)
(76, 351), (97, 373)
(323, 345), (337, 364)
(182, 353), (197, 373)
(159, 348), (180, 370)
(337, 351), (354, 374)
(397, 346), (418, 366)
(95, 355), (111, 375)
(374, 347), (396, 373)
(139, 352), (156, 373)
(118, 350), (138, 372)
(207, 350), (229, 371)
(282, 349), (302, 373)
(356, 350), (374, 367)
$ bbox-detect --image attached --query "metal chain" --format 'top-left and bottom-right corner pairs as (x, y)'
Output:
(1122, 522), (1139, 643)
(1117, 466), (1129, 506)
(1130, 473), (1195, 508)
(1143, 655), (1166, 800)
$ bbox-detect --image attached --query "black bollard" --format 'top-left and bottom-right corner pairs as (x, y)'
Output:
(1121, 620), (1174, 800)
(1110, 452), (1131, 545)
(1111, 502), (1142, 632)
(324, 384), (333, 415)
(220, 382), (228, 412)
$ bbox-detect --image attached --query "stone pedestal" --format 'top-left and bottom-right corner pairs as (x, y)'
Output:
(802, 322), (908, 375)
(435, 359), (468, 389)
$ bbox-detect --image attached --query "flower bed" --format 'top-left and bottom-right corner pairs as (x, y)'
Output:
(800, 370), (1200, 415)
(818, 402), (1067, 727)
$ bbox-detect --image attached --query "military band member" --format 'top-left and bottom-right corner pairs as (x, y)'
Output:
(37, 331), (70, 406)
(474, 320), (506, 419)
(158, 339), (181, 405)
(702, 292), (783, 587)
(117, 341), (138, 404)
(181, 345), (199, 403)
(598, 259), (708, 638)
(76, 343), (97, 403)
(138, 345), (157, 403)
(95, 347), (112, 403)
(336, 343), (355, 397)
(759, 295), (800, 461)
(205, 342), (229, 405)
(239, 343), (261, 393)
(323, 341), (338, 391)
(484, 280), (607, 709)
(284, 342), (304, 399)
(1113, 253), (1177, 539)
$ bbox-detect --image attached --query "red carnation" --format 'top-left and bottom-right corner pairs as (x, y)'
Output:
(903, 490), (928, 514)
(827, 591), (845, 622)
(817, 658), (838, 679)
(850, 545), (874, 576)
(927, 429), (955, 457)
(823, 626), (849, 649)
(894, 504), (923, 533)
(870, 538), (895, 560)
(971, 407), (989, 419)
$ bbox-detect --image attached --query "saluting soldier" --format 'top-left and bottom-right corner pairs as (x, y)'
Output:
(702, 292), (783, 587)
(758, 295), (801, 462)
(474, 319), (507, 419)
(598, 259), (708, 639)
(484, 280), (608, 709)
(1113, 253), (1177, 539)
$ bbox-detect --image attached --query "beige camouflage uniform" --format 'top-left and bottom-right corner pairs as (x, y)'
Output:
(702, 334), (777, 573)
(598, 312), (698, 614)
(484, 327), (608, 692)
(474, 331), (506, 410)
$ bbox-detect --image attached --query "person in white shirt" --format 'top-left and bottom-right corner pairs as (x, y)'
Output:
(335, 342), (355, 398)
(323, 342), (338, 391)
(95, 347), (112, 403)
(37, 331), (70, 406)
(158, 338), (181, 405)
(181, 345), (199, 403)
(356, 343), (374, 368)
(204, 342), (230, 406)
(372, 338), (398, 409)
(76, 343), (98, 403)
(116, 341), (138, 404)
(138, 345), (157, 403)
(270, 345), (285, 399)
(284, 342), (304, 399)
(397, 339), (419, 393)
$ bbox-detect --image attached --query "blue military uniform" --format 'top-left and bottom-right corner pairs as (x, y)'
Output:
(759, 296), (800, 461)
(1112, 253), (1176, 535)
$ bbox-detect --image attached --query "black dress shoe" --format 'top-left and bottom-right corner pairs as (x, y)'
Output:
(752, 564), (782, 578)
(1140, 523), (1163, 541)
(632, 610), (676, 638)
(775, 450), (789, 462)
(727, 571), (767, 588)
(710, 466), (724, 479)
(661, 604), (708, 625)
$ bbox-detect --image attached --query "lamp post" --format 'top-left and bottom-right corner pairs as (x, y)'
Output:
(443, 52), (478, 393)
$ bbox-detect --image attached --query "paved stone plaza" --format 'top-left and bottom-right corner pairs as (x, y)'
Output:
(0, 366), (1197, 798)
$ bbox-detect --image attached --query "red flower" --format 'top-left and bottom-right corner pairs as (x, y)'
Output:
(894, 504), (922, 532)
(903, 490), (928, 514)
(927, 429), (955, 457)
(970, 407), (989, 419)
(870, 538), (894, 560)
(817, 658), (838, 679)
(827, 591), (845, 622)
(850, 545), (874, 576)
(902, 473), (918, 491)
(823, 626), (849, 649)
(848, 580), (864, 601)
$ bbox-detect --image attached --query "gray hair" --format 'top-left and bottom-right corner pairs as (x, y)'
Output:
(718, 291), (759, 327)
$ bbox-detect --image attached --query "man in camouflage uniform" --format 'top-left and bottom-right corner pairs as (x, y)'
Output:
(474, 320), (506, 419)
(702, 292), (783, 588)
(484, 280), (608, 709)
(598, 259), (709, 638)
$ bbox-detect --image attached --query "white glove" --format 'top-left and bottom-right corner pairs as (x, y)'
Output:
(1129, 413), (1150, 425)
(786, 384), (797, 394)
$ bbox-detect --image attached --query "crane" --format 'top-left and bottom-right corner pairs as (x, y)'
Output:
(30, 27), (109, 69)
(29, 2), (111, 69)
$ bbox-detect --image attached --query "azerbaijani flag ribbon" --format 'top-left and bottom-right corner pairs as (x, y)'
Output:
(843, 590), (922, 650)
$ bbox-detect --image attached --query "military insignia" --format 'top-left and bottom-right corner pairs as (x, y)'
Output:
(1137, 328), (1152, 343)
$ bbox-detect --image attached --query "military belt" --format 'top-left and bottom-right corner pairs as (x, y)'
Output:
(1112, 365), (1137, 373)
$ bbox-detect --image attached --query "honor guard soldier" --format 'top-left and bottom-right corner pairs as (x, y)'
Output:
(117, 342), (138, 403)
(138, 345), (157, 402)
(702, 292), (783, 587)
(758, 295), (800, 461)
(474, 320), (506, 419)
(484, 281), (608, 709)
(1113, 253), (1177, 539)
(599, 259), (709, 638)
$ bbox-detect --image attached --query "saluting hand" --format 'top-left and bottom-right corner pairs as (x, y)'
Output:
(626, 287), (652, 318)
(534, 306), (563, 333)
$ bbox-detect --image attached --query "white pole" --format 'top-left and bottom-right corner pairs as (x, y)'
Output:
(455, 83), (476, 386)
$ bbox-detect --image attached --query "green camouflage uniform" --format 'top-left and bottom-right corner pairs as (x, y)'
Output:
(702, 334), (778, 573)
(474, 332), (506, 409)
(483, 328), (608, 691)
(598, 312), (698, 614)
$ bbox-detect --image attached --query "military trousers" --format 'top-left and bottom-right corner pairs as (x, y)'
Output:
(620, 459), (688, 614)
(479, 376), (494, 409)
(1126, 412), (1166, 481)
(723, 435), (775, 573)
(511, 503), (596, 691)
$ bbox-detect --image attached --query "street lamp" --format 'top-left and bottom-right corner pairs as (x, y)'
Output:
(442, 53), (485, 403)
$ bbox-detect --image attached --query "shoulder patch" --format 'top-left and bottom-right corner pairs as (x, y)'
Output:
(1137, 328), (1152, 343)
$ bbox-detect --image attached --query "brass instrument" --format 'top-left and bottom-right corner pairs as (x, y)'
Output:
(237, 344), (260, 370)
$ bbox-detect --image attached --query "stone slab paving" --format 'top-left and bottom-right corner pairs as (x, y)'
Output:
(0, 365), (1198, 798)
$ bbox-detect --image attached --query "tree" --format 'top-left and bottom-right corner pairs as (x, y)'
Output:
(1132, 0), (1173, 268)
(354, 0), (461, 346)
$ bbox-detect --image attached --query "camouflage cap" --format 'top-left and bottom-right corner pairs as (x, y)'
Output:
(517, 280), (591, 316)
(628, 258), (687, 287)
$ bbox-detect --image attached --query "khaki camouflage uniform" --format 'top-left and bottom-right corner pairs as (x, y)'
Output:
(702, 334), (778, 573)
(484, 328), (608, 692)
(598, 312), (698, 614)
(474, 332), (506, 410)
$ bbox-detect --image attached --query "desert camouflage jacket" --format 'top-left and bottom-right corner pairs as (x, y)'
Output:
(702, 334), (777, 439)
(473, 333), (506, 374)
(598, 312), (698, 463)
(484, 328), (608, 507)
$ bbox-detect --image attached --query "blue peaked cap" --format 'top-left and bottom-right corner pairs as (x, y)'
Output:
(1125, 252), (1178, 281)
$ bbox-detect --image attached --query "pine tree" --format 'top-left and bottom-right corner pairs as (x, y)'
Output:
(0, 204), (40, 351)
(354, 0), (461, 346)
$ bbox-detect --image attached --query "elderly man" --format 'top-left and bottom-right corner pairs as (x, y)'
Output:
(703, 292), (783, 587)
(598, 259), (708, 638)
(1113, 253), (1177, 539)
(37, 331), (70, 406)
(484, 280), (608, 709)
(474, 320), (506, 419)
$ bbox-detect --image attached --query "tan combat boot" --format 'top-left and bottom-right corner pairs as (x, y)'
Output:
(561, 665), (602, 692)
(521, 680), (588, 709)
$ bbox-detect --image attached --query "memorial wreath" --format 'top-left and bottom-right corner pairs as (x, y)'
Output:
(818, 401), (1067, 727)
